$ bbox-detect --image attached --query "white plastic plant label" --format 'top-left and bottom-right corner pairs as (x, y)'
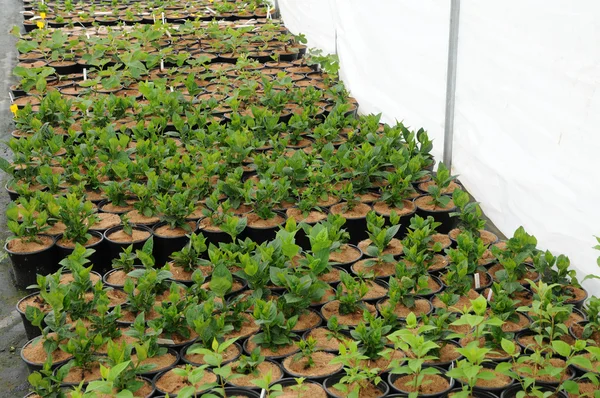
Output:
(474, 273), (480, 289)
(487, 289), (493, 301)
(160, 59), (164, 71)
(83, 68), (87, 80)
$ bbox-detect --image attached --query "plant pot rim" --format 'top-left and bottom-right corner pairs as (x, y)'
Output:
(103, 224), (153, 244)
(388, 367), (455, 396)
(5, 234), (56, 255)
(56, 230), (104, 249)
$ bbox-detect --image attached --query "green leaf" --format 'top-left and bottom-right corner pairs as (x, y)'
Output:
(210, 263), (233, 298)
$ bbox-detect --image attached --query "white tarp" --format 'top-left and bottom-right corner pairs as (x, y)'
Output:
(279, 0), (600, 287)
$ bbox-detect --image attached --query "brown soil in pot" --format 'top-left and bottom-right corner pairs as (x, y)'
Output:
(166, 263), (195, 281)
(198, 217), (224, 232)
(449, 228), (498, 245)
(282, 351), (341, 377)
(566, 311), (585, 328)
(245, 339), (299, 358)
(155, 366), (217, 395)
(22, 336), (71, 364)
(229, 360), (283, 387)
(19, 294), (50, 313)
(279, 382), (327, 398)
(316, 194), (340, 208)
(89, 379), (153, 397)
(431, 233), (452, 249)
(571, 323), (600, 345)
(344, 280), (387, 300)
(312, 286), (336, 305)
(329, 381), (385, 398)
(352, 259), (396, 278)
(7, 235), (53, 253)
(292, 310), (322, 331)
(101, 202), (135, 213)
(498, 312), (531, 332)
(126, 210), (160, 226)
(377, 298), (431, 318)
(373, 200), (416, 217)
(246, 212), (286, 228)
(488, 263), (538, 285)
(358, 192), (380, 204)
(515, 358), (570, 383)
(105, 269), (138, 286)
(460, 336), (518, 359)
(60, 270), (99, 285)
(58, 234), (101, 249)
(568, 382), (597, 398)
(361, 349), (404, 372)
(415, 195), (455, 211)
(45, 221), (67, 236)
(223, 313), (260, 340)
(403, 255), (448, 274)
(63, 361), (103, 384)
(321, 300), (377, 326)
(431, 289), (481, 312)
(107, 228), (151, 243)
(154, 221), (196, 237)
(329, 244), (362, 264)
(393, 374), (450, 394)
(131, 350), (178, 373)
(418, 180), (461, 195)
(286, 207), (327, 224)
(318, 267), (342, 284)
(330, 202), (371, 219)
(358, 238), (403, 257)
(565, 286), (588, 303)
(518, 334), (574, 352)
(306, 327), (345, 351)
(185, 342), (240, 365)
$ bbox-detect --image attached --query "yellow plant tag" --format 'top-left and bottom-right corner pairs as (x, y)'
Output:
(40, 12), (46, 19)
(9, 104), (18, 115)
(36, 21), (44, 29)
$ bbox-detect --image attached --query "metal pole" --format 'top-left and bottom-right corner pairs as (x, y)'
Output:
(443, 0), (461, 170)
(273, 0), (280, 18)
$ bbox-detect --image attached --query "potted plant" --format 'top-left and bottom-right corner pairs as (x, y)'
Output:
(55, 193), (104, 270)
(5, 199), (57, 287)
(153, 190), (197, 265)
(414, 163), (458, 234)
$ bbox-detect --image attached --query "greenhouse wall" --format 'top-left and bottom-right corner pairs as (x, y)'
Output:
(278, 0), (600, 287)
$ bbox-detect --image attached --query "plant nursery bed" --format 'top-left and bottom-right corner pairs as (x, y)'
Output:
(4, 0), (600, 397)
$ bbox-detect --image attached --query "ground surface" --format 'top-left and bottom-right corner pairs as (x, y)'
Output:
(0, 0), (31, 396)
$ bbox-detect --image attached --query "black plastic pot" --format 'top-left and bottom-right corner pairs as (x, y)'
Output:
(376, 296), (433, 321)
(415, 196), (458, 234)
(362, 279), (390, 304)
(17, 292), (46, 340)
(5, 182), (19, 201)
(49, 61), (80, 75)
(324, 374), (390, 398)
(103, 225), (152, 265)
(373, 202), (418, 240)
(56, 231), (106, 274)
(388, 367), (454, 397)
(453, 362), (514, 395)
(500, 385), (567, 398)
(5, 235), (58, 288)
(245, 212), (287, 244)
(21, 336), (72, 373)
(152, 222), (198, 266)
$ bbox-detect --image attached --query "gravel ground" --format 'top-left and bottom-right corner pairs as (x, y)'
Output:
(0, 0), (31, 396)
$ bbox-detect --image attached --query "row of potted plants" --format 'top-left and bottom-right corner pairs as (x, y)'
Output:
(7, 1), (600, 397)
(22, 0), (274, 32)
(18, 215), (600, 398)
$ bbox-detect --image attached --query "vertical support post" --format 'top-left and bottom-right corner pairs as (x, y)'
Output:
(443, 0), (461, 170)
(273, 0), (280, 18)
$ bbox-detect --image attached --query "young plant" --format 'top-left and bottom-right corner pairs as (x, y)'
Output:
(187, 338), (241, 397)
(251, 299), (298, 351)
(329, 340), (383, 398)
(350, 312), (392, 360)
(294, 337), (318, 369)
(57, 193), (99, 245)
(335, 272), (368, 316)
(170, 232), (209, 272)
